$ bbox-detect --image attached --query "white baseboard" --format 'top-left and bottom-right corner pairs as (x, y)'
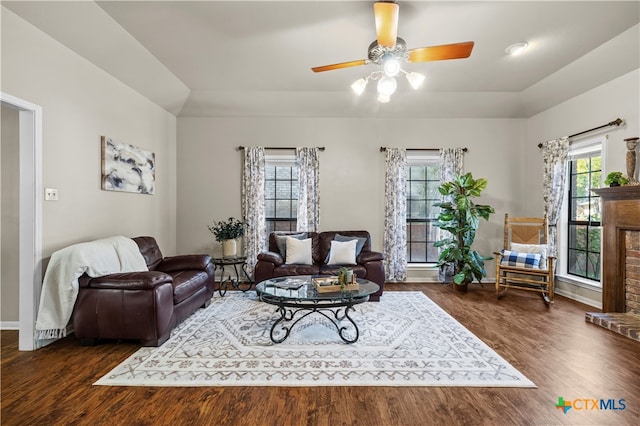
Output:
(1, 321), (19, 330)
(398, 277), (600, 308)
(554, 288), (601, 309)
(405, 277), (441, 283)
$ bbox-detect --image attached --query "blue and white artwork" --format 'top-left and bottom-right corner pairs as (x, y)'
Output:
(101, 136), (155, 194)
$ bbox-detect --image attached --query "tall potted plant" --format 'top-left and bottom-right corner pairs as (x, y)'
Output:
(208, 217), (244, 258)
(434, 173), (495, 291)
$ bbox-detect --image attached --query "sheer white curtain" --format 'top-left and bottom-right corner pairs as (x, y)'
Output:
(296, 147), (320, 232)
(541, 137), (569, 257)
(383, 148), (407, 281)
(241, 147), (266, 275)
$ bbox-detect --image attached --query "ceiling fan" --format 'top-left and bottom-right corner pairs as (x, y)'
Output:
(311, 1), (474, 102)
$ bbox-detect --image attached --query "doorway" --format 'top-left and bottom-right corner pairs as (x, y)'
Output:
(0, 92), (43, 350)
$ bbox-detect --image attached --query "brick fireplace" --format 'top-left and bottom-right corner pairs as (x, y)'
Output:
(585, 186), (640, 342)
(626, 231), (640, 314)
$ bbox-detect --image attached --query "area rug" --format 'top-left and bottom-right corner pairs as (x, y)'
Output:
(95, 291), (535, 387)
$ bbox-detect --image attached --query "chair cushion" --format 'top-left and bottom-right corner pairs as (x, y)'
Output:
(510, 243), (547, 270)
(320, 264), (366, 277)
(327, 239), (358, 265)
(286, 237), (313, 265)
(133, 236), (163, 270)
(170, 270), (209, 304)
(500, 250), (541, 269)
(274, 264), (320, 276)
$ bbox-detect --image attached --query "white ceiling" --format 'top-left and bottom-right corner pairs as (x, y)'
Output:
(4, 1), (640, 118)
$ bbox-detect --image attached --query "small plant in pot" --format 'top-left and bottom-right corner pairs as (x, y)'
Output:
(338, 267), (354, 286)
(434, 173), (495, 291)
(208, 217), (244, 258)
(604, 171), (629, 187)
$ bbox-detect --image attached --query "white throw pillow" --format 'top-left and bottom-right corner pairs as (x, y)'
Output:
(285, 237), (313, 265)
(327, 239), (357, 265)
(510, 242), (548, 270)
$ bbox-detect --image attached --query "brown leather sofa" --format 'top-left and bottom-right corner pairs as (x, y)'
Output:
(72, 236), (215, 346)
(254, 231), (385, 301)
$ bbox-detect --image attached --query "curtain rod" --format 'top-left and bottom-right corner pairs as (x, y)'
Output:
(380, 147), (468, 152)
(237, 146), (325, 151)
(537, 118), (624, 148)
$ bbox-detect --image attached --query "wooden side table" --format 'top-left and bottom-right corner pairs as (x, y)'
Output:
(211, 256), (253, 296)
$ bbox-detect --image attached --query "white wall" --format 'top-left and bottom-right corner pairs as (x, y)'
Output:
(1, 8), (178, 259)
(525, 69), (639, 212)
(1, 105), (20, 323)
(524, 69), (640, 306)
(177, 116), (526, 279)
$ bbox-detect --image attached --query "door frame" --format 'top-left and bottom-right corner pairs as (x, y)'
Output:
(1, 92), (43, 350)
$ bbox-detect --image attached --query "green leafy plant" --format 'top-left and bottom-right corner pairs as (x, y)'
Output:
(338, 267), (353, 286)
(604, 171), (629, 187)
(434, 173), (495, 286)
(208, 217), (244, 242)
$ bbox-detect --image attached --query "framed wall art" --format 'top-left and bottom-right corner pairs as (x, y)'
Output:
(101, 136), (155, 195)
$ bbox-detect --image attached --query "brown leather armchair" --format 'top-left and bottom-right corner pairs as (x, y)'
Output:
(72, 236), (215, 346)
(254, 231), (385, 301)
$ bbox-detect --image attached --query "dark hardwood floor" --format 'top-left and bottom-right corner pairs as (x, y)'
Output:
(2, 283), (639, 425)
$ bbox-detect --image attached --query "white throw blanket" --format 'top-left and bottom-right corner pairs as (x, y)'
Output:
(35, 236), (149, 340)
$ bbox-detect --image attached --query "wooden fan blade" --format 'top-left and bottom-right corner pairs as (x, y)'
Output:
(311, 59), (367, 73)
(374, 2), (399, 48)
(408, 41), (475, 63)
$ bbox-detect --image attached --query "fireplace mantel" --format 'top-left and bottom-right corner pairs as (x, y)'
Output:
(595, 185), (640, 201)
(593, 185), (640, 312)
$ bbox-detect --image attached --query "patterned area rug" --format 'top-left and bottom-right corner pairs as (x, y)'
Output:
(95, 291), (535, 387)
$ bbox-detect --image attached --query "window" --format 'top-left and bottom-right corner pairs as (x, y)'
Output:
(265, 156), (298, 234)
(406, 154), (441, 263)
(566, 141), (602, 282)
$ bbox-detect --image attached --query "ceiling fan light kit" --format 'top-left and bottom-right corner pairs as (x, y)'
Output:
(405, 71), (426, 89)
(351, 78), (369, 96)
(313, 1), (475, 104)
(377, 75), (398, 97)
(382, 54), (401, 77)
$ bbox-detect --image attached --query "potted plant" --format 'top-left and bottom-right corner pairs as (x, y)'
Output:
(338, 267), (354, 286)
(604, 171), (629, 187)
(208, 217), (244, 258)
(434, 173), (495, 292)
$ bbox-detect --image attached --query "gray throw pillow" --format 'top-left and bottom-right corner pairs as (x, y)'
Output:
(274, 233), (306, 259)
(335, 234), (367, 256)
(325, 234), (367, 263)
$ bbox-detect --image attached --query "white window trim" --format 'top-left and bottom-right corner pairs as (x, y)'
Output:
(407, 151), (439, 164)
(265, 153), (296, 165)
(557, 135), (607, 288)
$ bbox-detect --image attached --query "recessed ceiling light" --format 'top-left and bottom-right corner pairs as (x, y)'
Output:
(505, 42), (529, 56)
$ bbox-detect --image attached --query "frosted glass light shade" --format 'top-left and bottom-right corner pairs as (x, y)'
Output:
(383, 57), (401, 77)
(377, 94), (391, 103)
(406, 72), (426, 89)
(351, 78), (368, 96)
(377, 76), (397, 96)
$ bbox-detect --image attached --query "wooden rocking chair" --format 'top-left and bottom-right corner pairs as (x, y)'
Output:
(494, 214), (555, 305)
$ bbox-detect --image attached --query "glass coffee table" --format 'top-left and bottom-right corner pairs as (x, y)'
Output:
(255, 275), (379, 344)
